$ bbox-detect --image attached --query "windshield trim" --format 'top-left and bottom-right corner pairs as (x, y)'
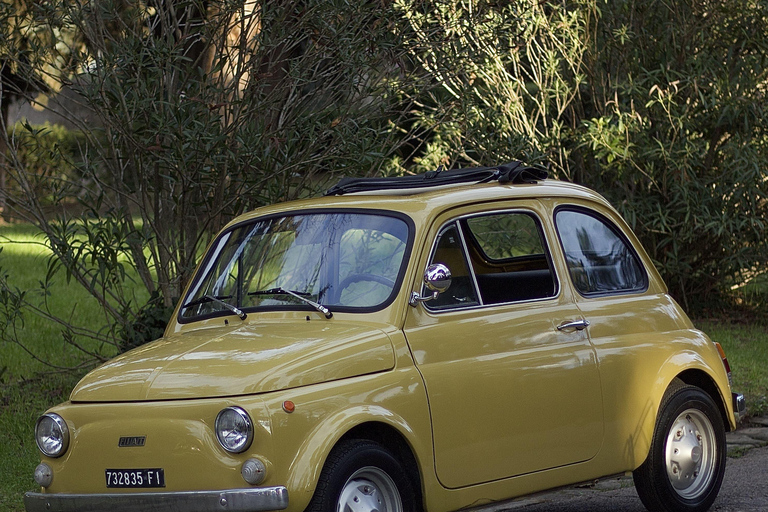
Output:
(177, 208), (415, 324)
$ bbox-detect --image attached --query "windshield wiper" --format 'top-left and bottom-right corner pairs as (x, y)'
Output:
(249, 288), (333, 319)
(182, 294), (247, 320)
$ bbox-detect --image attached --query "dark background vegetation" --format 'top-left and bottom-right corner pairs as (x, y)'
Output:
(2, 1), (766, 355)
(0, 0), (764, 368)
(0, 0), (764, 367)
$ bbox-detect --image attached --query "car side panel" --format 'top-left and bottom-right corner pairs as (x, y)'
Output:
(539, 196), (735, 472)
(574, 293), (735, 468)
(264, 365), (436, 512)
(404, 298), (604, 488)
(401, 200), (604, 489)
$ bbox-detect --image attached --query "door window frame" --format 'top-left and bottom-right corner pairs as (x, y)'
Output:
(423, 208), (560, 312)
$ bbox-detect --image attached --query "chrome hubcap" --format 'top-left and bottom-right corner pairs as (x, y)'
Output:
(338, 467), (402, 512)
(665, 408), (716, 499)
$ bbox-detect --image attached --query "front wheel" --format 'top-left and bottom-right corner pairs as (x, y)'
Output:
(633, 385), (726, 512)
(306, 439), (420, 512)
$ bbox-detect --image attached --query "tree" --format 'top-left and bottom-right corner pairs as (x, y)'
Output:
(1, 1), (51, 216)
(394, 0), (768, 310)
(392, 0), (591, 173)
(1, 0), (766, 372)
(572, 0), (768, 309)
(0, 0), (434, 366)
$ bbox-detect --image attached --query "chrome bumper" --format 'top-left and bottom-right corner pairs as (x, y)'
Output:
(24, 486), (288, 512)
(733, 392), (747, 422)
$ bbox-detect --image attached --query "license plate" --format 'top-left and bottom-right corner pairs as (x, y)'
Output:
(105, 468), (165, 488)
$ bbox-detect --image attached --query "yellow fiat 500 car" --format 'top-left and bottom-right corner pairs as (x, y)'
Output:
(27, 163), (745, 512)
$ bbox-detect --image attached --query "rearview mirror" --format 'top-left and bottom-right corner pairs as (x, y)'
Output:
(409, 263), (452, 306)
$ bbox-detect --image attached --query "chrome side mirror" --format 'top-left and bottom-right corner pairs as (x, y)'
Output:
(409, 263), (452, 307)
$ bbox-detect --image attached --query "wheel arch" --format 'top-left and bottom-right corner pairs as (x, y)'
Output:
(338, 422), (424, 506)
(283, 406), (431, 512)
(632, 381), (728, 511)
(631, 360), (733, 472)
(675, 369), (733, 432)
(638, 367), (731, 463)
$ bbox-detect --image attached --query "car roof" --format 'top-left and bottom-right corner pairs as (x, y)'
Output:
(324, 162), (543, 195)
(227, 178), (614, 230)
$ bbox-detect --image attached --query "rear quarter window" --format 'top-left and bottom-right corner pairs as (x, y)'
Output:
(554, 207), (648, 296)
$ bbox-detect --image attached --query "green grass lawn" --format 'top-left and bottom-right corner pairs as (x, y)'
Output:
(701, 321), (768, 417)
(0, 373), (82, 512)
(0, 223), (125, 378)
(0, 223), (766, 512)
(0, 223), (144, 512)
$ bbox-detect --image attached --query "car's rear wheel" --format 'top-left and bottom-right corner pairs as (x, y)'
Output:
(306, 439), (420, 512)
(633, 384), (726, 512)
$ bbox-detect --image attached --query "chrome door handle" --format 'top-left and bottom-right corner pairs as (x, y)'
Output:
(557, 319), (590, 331)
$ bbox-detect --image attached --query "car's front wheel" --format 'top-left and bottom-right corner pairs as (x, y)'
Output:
(633, 384), (726, 512)
(306, 439), (420, 512)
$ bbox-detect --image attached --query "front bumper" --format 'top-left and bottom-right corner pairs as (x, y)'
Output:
(24, 486), (288, 512)
(733, 392), (747, 423)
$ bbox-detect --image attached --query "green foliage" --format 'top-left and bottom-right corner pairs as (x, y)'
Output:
(388, 0), (768, 310)
(0, 223), (130, 373)
(572, 0), (768, 310)
(0, 0), (767, 372)
(393, 0), (591, 171)
(740, 272), (768, 313)
(4, 122), (89, 205)
(0, 372), (83, 512)
(1, 0), (429, 365)
(702, 321), (768, 417)
(119, 291), (175, 352)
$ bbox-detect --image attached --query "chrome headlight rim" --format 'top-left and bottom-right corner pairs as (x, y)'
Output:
(215, 406), (254, 454)
(35, 413), (69, 458)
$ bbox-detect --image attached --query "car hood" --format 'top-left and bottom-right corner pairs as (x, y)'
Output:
(70, 320), (396, 402)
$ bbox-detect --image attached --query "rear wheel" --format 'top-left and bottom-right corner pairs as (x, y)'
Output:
(306, 439), (420, 512)
(633, 385), (726, 512)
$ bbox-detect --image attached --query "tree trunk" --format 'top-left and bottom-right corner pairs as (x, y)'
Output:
(0, 98), (8, 220)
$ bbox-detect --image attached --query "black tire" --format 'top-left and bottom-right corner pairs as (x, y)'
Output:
(633, 385), (726, 512)
(306, 439), (420, 512)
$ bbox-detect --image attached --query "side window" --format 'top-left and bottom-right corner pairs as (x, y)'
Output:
(466, 214), (546, 260)
(555, 208), (647, 295)
(462, 212), (557, 305)
(425, 223), (480, 310)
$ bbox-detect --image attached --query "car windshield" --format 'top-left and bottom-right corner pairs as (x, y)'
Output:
(180, 212), (411, 321)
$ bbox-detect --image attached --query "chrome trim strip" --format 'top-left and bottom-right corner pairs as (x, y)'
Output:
(455, 220), (484, 306)
(733, 393), (746, 422)
(24, 486), (288, 512)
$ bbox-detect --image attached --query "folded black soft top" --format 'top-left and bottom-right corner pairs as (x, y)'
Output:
(324, 161), (548, 196)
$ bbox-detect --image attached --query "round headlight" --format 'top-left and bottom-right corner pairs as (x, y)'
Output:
(35, 413), (69, 458)
(215, 407), (253, 453)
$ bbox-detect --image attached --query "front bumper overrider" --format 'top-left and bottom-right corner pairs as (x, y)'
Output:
(733, 392), (747, 423)
(24, 486), (288, 512)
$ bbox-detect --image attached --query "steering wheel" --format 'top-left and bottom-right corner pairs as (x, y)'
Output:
(338, 273), (396, 292)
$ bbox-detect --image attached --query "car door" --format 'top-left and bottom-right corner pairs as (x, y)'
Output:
(551, 204), (679, 465)
(403, 204), (604, 489)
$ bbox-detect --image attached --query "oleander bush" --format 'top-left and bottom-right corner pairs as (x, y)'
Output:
(0, 0), (766, 369)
